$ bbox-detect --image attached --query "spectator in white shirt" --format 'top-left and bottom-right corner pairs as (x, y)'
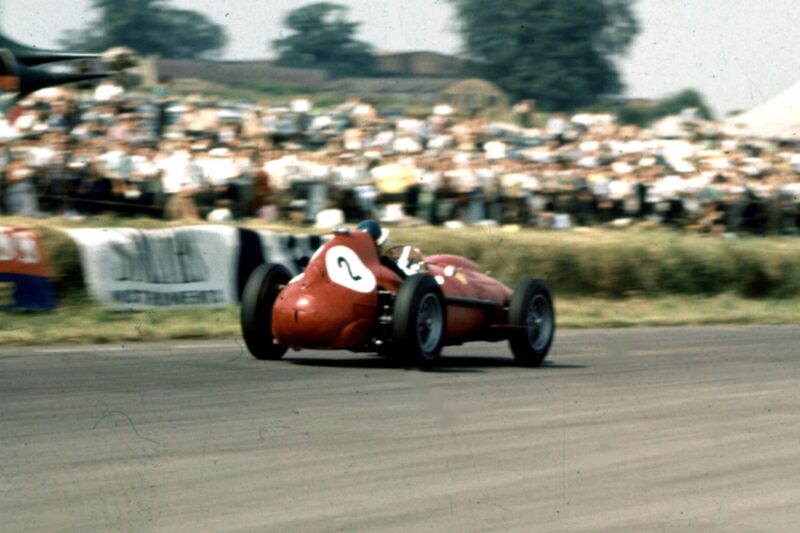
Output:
(157, 142), (202, 219)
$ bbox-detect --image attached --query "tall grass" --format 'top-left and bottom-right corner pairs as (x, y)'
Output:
(394, 227), (800, 298)
(4, 217), (800, 300)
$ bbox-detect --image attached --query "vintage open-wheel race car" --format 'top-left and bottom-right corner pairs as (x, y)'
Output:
(240, 221), (555, 367)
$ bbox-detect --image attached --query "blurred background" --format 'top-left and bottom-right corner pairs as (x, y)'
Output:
(0, 0), (800, 343)
(0, 0), (798, 233)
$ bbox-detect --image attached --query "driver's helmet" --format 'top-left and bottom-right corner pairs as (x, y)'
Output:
(356, 219), (390, 247)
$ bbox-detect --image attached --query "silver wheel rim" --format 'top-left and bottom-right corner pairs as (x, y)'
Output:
(527, 294), (553, 352)
(417, 293), (443, 354)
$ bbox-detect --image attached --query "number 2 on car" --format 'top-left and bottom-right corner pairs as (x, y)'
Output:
(324, 245), (376, 293)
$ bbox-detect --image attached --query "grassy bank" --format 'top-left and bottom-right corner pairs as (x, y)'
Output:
(1, 294), (797, 347)
(385, 226), (800, 299)
(1, 216), (798, 346)
(6, 215), (800, 299)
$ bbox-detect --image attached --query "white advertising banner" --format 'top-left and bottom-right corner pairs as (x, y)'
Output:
(65, 226), (239, 310)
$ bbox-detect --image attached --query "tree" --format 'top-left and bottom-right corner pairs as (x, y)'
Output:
(58, 0), (227, 59)
(272, 2), (374, 76)
(655, 89), (713, 120)
(616, 89), (714, 126)
(449, 0), (639, 110)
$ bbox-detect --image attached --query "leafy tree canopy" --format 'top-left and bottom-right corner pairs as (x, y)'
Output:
(616, 89), (714, 126)
(272, 2), (374, 76)
(656, 89), (713, 120)
(449, 0), (639, 110)
(58, 0), (227, 59)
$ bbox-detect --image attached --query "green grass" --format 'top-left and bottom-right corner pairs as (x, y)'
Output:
(383, 225), (800, 298)
(7, 217), (800, 300)
(2, 216), (798, 346)
(555, 294), (800, 328)
(0, 303), (242, 346)
(1, 295), (797, 347)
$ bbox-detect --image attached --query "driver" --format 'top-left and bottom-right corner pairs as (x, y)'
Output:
(356, 219), (391, 253)
(356, 219), (426, 277)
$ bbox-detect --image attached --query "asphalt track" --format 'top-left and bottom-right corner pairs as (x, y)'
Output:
(1, 326), (799, 532)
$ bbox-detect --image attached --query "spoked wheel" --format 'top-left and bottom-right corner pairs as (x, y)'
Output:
(392, 274), (447, 367)
(508, 278), (555, 366)
(240, 263), (291, 360)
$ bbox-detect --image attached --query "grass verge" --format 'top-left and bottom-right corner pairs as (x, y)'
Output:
(1, 216), (798, 346)
(1, 294), (797, 347)
(6, 215), (800, 299)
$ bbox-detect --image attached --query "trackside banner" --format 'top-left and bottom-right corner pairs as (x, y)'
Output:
(65, 226), (239, 310)
(235, 229), (326, 300)
(0, 227), (57, 310)
(257, 231), (325, 276)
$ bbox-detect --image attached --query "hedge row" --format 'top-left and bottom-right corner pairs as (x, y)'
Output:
(26, 221), (800, 300)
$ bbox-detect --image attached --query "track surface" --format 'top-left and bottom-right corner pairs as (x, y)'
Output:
(1, 326), (799, 532)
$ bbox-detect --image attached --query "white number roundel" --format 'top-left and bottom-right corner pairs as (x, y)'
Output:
(325, 245), (376, 293)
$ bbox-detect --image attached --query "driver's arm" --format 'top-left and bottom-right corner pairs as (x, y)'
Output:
(380, 255), (408, 279)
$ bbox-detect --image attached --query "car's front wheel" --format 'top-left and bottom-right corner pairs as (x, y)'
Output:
(240, 263), (290, 360)
(392, 274), (447, 367)
(508, 278), (555, 366)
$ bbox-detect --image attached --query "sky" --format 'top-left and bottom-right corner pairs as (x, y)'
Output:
(2, 0), (800, 115)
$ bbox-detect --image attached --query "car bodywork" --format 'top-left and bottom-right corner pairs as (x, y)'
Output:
(242, 226), (555, 366)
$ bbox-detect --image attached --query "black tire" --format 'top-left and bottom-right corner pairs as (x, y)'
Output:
(508, 278), (555, 366)
(392, 273), (447, 367)
(240, 263), (291, 360)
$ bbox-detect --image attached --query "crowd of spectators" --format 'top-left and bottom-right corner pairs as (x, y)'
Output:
(1, 80), (799, 235)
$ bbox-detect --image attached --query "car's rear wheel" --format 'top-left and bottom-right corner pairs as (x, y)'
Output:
(508, 278), (555, 366)
(240, 263), (290, 360)
(392, 274), (447, 367)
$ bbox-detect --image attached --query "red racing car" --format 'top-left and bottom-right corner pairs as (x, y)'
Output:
(241, 221), (555, 367)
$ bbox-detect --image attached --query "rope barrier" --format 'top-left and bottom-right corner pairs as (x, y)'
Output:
(30, 193), (166, 213)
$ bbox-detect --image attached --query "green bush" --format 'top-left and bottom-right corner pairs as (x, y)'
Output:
(38, 226), (87, 301)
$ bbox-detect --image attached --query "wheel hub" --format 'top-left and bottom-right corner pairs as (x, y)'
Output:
(417, 293), (443, 353)
(526, 294), (552, 351)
